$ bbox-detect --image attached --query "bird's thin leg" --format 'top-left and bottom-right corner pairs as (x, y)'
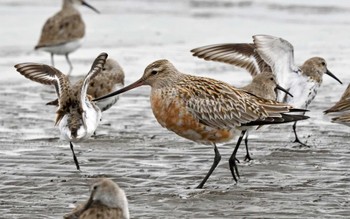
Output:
(70, 142), (80, 170)
(244, 131), (253, 162)
(196, 143), (221, 189)
(292, 121), (310, 147)
(51, 53), (55, 66)
(65, 53), (73, 75)
(229, 130), (246, 182)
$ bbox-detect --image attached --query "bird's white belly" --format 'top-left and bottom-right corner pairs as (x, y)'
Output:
(58, 106), (101, 143)
(39, 39), (82, 55)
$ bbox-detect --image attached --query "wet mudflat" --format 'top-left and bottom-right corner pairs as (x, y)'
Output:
(1, 0), (350, 218)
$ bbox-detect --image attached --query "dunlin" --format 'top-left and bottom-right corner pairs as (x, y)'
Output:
(64, 178), (129, 219)
(325, 83), (350, 125)
(191, 34), (342, 146)
(46, 58), (125, 112)
(94, 59), (308, 188)
(14, 52), (108, 170)
(35, 0), (99, 74)
(239, 72), (293, 162)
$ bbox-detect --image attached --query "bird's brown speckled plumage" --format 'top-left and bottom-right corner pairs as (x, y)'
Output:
(94, 59), (308, 187)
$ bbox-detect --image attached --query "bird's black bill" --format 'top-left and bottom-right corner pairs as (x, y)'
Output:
(326, 69), (342, 84)
(93, 79), (144, 101)
(82, 1), (100, 14)
(276, 84), (293, 97)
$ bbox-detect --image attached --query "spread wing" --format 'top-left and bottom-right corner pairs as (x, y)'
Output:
(14, 63), (69, 99)
(35, 11), (85, 48)
(191, 43), (271, 76)
(79, 52), (108, 110)
(253, 35), (300, 96)
(324, 83), (350, 114)
(180, 76), (296, 130)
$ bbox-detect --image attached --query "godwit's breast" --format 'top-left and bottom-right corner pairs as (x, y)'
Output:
(150, 89), (235, 144)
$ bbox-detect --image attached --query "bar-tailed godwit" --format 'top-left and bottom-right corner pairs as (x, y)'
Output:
(14, 52), (108, 170)
(94, 59), (309, 188)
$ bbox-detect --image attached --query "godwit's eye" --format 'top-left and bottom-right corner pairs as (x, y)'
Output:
(321, 62), (326, 66)
(93, 185), (98, 190)
(151, 70), (158, 75)
(270, 77), (274, 81)
(102, 68), (106, 71)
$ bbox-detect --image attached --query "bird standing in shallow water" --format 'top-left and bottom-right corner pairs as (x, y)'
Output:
(14, 53), (108, 170)
(95, 59), (308, 188)
(64, 178), (129, 219)
(35, 0), (100, 75)
(191, 34), (342, 147)
(239, 72), (293, 162)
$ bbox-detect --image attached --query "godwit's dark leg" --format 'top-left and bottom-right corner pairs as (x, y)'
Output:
(51, 53), (55, 66)
(244, 131), (253, 162)
(292, 121), (309, 147)
(65, 53), (73, 75)
(70, 142), (80, 170)
(196, 143), (221, 189)
(229, 130), (246, 182)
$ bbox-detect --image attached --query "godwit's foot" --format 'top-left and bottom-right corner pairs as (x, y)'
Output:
(244, 153), (253, 162)
(228, 130), (246, 182)
(293, 137), (310, 148)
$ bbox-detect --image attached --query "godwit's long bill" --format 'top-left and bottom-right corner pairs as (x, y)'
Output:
(95, 60), (309, 188)
(191, 34), (342, 147)
(35, 0), (100, 75)
(14, 53), (108, 170)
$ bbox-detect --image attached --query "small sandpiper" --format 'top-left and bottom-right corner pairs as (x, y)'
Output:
(64, 178), (129, 219)
(191, 34), (342, 146)
(14, 52), (108, 170)
(46, 58), (125, 112)
(325, 83), (350, 125)
(35, 0), (100, 74)
(238, 72), (293, 162)
(94, 59), (309, 188)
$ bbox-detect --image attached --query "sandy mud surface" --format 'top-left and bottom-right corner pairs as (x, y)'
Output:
(1, 0), (350, 218)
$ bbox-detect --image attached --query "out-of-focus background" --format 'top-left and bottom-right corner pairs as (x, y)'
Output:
(0, 0), (350, 218)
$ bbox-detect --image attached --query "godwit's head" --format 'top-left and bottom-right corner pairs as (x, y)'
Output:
(301, 57), (342, 84)
(253, 72), (293, 98)
(94, 59), (180, 101)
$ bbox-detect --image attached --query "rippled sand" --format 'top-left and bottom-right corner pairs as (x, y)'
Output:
(1, 0), (350, 218)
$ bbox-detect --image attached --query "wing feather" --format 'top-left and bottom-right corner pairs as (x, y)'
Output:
(191, 43), (271, 76)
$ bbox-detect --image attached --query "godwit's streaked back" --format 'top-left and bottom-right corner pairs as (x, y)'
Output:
(94, 59), (309, 188)
(191, 34), (342, 146)
(46, 58), (125, 112)
(35, 0), (99, 75)
(14, 52), (108, 170)
(64, 178), (129, 219)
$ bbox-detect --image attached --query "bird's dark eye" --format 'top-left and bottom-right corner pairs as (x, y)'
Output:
(321, 62), (325, 66)
(102, 68), (106, 71)
(270, 77), (274, 81)
(93, 185), (98, 190)
(151, 70), (158, 75)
